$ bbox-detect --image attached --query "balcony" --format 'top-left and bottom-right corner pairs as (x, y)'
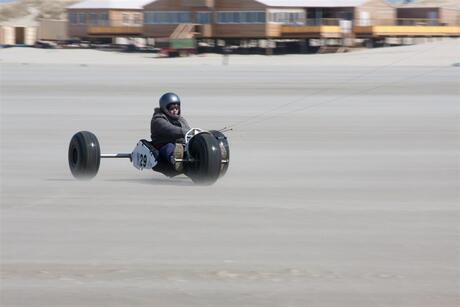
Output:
(86, 18), (143, 36)
(280, 19), (343, 38)
(87, 26), (143, 35)
(354, 19), (460, 37)
(277, 18), (459, 38)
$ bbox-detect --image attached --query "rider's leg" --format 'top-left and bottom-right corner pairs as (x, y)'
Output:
(159, 143), (175, 164)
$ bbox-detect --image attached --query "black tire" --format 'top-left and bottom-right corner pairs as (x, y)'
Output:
(68, 131), (101, 180)
(209, 130), (230, 177)
(185, 132), (221, 185)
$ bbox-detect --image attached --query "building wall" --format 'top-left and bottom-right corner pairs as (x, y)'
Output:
(38, 19), (68, 40)
(266, 23), (282, 37)
(215, 0), (265, 10)
(144, 24), (179, 37)
(110, 10), (143, 27)
(184, 0), (214, 8)
(68, 25), (87, 38)
(397, 7), (460, 25)
(212, 24), (266, 38)
(0, 26), (36, 45)
(68, 8), (142, 38)
(25, 27), (37, 45)
(68, 8), (107, 38)
(355, 0), (395, 26)
(0, 26), (15, 45)
(441, 8), (460, 26)
(196, 24), (213, 37)
(144, 0), (215, 10)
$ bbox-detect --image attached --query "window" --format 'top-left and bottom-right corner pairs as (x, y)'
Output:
(122, 13), (130, 25)
(144, 11), (191, 24)
(99, 12), (109, 26)
(255, 12), (266, 23)
(241, 11), (253, 23)
(69, 12), (77, 25)
(218, 12), (229, 23)
(144, 12), (150, 23)
(133, 13), (142, 25)
(196, 12), (211, 24)
(178, 12), (191, 23)
(268, 11), (305, 25)
(88, 13), (98, 25)
(216, 11), (266, 24)
(232, 12), (240, 23)
(77, 13), (86, 24)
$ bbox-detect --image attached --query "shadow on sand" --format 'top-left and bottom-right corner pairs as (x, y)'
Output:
(46, 178), (76, 182)
(46, 177), (195, 186)
(104, 176), (195, 187)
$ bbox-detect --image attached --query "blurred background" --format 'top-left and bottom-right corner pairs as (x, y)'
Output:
(1, 0), (459, 54)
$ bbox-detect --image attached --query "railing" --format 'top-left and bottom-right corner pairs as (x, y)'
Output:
(396, 18), (441, 26)
(353, 19), (460, 36)
(356, 18), (459, 26)
(69, 18), (143, 28)
(279, 18), (459, 27)
(304, 18), (341, 26)
(87, 26), (143, 35)
(83, 19), (143, 35)
(72, 18), (460, 28)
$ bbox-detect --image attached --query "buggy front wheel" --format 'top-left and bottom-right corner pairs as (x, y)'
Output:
(185, 133), (221, 185)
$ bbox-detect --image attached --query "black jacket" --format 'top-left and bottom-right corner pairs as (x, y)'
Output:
(150, 108), (191, 146)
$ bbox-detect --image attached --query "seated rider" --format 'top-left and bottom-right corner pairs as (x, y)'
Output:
(150, 93), (191, 165)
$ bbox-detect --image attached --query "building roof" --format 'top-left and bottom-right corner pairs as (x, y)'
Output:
(255, 0), (369, 7)
(397, 0), (459, 9)
(68, 0), (151, 10)
(68, 0), (393, 10)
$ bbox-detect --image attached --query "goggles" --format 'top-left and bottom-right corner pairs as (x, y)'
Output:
(167, 104), (180, 111)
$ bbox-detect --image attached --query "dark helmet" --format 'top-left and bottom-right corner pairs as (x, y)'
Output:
(159, 92), (181, 115)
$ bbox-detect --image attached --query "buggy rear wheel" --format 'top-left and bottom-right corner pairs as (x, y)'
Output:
(68, 131), (101, 180)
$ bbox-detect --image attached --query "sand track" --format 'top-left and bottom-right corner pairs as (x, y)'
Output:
(1, 41), (459, 306)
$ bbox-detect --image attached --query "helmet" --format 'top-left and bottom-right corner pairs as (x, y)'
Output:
(159, 92), (181, 116)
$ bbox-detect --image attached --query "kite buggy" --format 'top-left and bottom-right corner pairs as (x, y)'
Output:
(68, 128), (229, 185)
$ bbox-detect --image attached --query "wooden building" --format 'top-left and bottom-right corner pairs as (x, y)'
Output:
(396, 0), (460, 26)
(38, 19), (68, 41)
(142, 0), (395, 39)
(67, 0), (149, 41)
(355, 0), (460, 39)
(65, 0), (459, 49)
(0, 25), (37, 46)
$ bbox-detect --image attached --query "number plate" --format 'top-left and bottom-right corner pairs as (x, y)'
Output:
(132, 142), (157, 170)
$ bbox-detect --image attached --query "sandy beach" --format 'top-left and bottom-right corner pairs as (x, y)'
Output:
(1, 40), (459, 306)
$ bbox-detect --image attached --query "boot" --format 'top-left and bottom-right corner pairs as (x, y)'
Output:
(171, 143), (184, 172)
